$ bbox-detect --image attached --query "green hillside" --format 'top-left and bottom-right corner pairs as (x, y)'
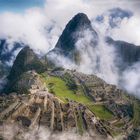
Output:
(41, 73), (114, 121)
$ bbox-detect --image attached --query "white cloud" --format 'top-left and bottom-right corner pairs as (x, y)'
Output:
(75, 29), (119, 85)
(0, 0), (140, 55)
(122, 62), (140, 97)
(1, 124), (110, 140)
(0, 8), (61, 55)
(110, 15), (140, 45)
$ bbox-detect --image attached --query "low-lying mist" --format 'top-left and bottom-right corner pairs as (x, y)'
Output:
(75, 29), (119, 85)
(0, 124), (113, 140)
(121, 62), (140, 97)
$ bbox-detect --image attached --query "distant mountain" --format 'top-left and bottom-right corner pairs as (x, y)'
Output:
(0, 39), (25, 64)
(106, 37), (140, 70)
(3, 47), (47, 93)
(48, 13), (98, 64)
(8, 46), (47, 81)
(48, 13), (140, 72)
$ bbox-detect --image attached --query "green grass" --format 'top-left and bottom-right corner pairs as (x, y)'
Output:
(41, 73), (114, 121)
(42, 73), (92, 104)
(88, 105), (114, 120)
(114, 121), (124, 128)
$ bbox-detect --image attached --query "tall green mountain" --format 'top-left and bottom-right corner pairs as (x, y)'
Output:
(3, 47), (47, 93)
(54, 13), (98, 52)
(48, 13), (98, 64)
(8, 46), (47, 81)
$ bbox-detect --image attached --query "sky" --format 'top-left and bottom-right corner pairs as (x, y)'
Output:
(0, 0), (45, 13)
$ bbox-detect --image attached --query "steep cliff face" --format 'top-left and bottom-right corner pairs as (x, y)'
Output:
(55, 13), (98, 52)
(2, 47), (47, 94)
(8, 47), (47, 81)
(49, 13), (98, 64)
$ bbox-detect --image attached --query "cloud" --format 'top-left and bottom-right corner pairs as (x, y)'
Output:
(0, 124), (112, 140)
(121, 62), (140, 97)
(91, 8), (140, 46)
(47, 51), (76, 70)
(35, 0), (140, 48)
(75, 29), (119, 85)
(0, 9), (57, 55)
(110, 15), (140, 45)
(0, 0), (140, 96)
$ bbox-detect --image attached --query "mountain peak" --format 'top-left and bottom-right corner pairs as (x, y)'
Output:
(7, 46), (46, 81)
(50, 13), (98, 63)
(68, 13), (91, 30)
(73, 12), (88, 18)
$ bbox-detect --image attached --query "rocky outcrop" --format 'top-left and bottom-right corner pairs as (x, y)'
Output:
(8, 47), (47, 81)
(127, 128), (140, 140)
(3, 47), (47, 94)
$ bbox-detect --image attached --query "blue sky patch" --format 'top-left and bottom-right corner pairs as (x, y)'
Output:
(0, 0), (45, 13)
